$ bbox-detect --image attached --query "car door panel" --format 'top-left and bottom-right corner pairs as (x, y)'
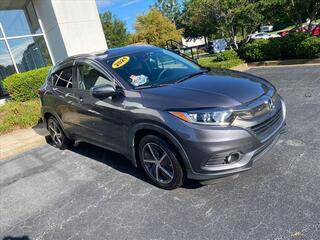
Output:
(50, 66), (79, 134)
(72, 61), (126, 153)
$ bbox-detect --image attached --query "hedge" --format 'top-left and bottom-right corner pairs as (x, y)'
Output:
(239, 39), (281, 62)
(216, 50), (239, 61)
(280, 32), (309, 58)
(3, 66), (51, 102)
(297, 37), (320, 58)
(239, 33), (318, 62)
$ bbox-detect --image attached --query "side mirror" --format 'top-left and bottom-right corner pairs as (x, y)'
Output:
(91, 84), (116, 99)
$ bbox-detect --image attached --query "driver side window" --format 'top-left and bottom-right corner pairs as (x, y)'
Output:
(78, 64), (112, 91)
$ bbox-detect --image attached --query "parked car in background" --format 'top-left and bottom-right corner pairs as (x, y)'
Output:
(206, 38), (228, 54)
(40, 45), (286, 190)
(260, 25), (274, 32)
(250, 32), (281, 39)
(279, 24), (320, 37)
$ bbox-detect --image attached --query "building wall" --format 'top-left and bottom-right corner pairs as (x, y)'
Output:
(33, 0), (108, 64)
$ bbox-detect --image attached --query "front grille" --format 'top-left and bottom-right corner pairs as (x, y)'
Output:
(250, 109), (282, 140)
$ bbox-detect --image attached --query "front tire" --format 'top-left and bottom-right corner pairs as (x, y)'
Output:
(138, 135), (185, 190)
(47, 116), (71, 150)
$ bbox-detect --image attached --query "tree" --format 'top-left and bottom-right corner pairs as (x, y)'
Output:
(251, 0), (320, 32)
(134, 8), (183, 47)
(179, 0), (219, 40)
(154, 0), (181, 24)
(180, 0), (269, 49)
(100, 11), (130, 48)
(218, 0), (264, 47)
(276, 0), (320, 31)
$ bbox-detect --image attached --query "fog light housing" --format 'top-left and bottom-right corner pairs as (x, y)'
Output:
(225, 152), (241, 163)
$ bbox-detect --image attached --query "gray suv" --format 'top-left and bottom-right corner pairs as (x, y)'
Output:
(40, 45), (286, 189)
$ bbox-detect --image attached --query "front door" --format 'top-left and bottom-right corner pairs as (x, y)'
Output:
(73, 62), (125, 153)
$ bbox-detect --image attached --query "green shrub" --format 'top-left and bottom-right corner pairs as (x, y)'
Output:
(239, 32), (314, 62)
(296, 37), (320, 58)
(263, 38), (282, 60)
(280, 32), (309, 58)
(0, 99), (41, 135)
(239, 39), (281, 62)
(3, 66), (51, 102)
(216, 50), (239, 61)
(239, 39), (267, 62)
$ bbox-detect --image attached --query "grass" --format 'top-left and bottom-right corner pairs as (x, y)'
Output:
(198, 57), (244, 69)
(0, 99), (41, 135)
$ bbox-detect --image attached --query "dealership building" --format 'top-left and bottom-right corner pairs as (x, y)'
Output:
(0, 0), (108, 98)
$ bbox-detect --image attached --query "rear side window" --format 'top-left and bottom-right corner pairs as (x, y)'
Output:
(52, 67), (73, 88)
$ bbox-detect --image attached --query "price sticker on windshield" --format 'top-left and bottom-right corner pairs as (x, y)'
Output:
(112, 56), (130, 69)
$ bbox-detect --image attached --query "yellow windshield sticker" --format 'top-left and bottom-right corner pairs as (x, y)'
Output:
(112, 56), (130, 68)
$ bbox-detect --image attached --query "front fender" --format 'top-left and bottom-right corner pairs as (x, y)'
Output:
(127, 122), (194, 173)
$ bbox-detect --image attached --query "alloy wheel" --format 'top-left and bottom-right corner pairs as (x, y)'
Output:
(142, 143), (175, 184)
(48, 120), (63, 146)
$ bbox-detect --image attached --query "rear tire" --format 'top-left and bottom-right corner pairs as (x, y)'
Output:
(138, 135), (185, 190)
(47, 116), (72, 150)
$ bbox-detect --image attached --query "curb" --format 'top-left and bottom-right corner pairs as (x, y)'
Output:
(248, 58), (320, 67)
(0, 126), (48, 161)
(230, 63), (250, 72)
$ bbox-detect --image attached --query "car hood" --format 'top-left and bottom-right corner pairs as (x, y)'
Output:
(139, 69), (275, 110)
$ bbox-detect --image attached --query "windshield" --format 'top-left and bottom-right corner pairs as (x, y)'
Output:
(105, 49), (201, 88)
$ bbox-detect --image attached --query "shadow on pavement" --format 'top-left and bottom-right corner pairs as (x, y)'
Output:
(46, 137), (203, 189)
(71, 142), (150, 184)
(31, 122), (48, 136)
(3, 236), (30, 240)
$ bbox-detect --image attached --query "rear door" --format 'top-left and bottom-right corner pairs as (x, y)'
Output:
(51, 65), (78, 133)
(72, 60), (126, 152)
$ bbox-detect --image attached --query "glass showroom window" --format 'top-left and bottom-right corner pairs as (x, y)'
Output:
(0, 0), (52, 97)
(0, 40), (15, 96)
(9, 36), (51, 73)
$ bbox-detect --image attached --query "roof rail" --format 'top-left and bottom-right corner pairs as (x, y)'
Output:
(54, 53), (97, 66)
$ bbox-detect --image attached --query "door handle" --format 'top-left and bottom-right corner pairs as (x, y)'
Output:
(78, 97), (84, 103)
(65, 93), (77, 99)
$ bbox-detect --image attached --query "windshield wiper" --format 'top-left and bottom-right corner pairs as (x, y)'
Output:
(135, 83), (170, 89)
(175, 70), (208, 84)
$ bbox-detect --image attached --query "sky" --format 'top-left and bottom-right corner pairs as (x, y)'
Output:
(96, 0), (157, 33)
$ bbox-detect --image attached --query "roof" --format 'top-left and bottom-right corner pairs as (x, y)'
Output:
(56, 45), (160, 66)
(103, 45), (159, 59)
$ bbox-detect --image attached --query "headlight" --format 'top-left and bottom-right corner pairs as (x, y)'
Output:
(170, 110), (234, 125)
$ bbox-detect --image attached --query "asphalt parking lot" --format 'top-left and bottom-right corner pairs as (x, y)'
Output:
(1, 65), (320, 240)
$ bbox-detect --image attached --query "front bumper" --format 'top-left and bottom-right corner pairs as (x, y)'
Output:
(175, 99), (286, 181)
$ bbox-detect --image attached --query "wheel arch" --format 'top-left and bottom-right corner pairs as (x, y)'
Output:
(129, 122), (193, 174)
(43, 111), (72, 139)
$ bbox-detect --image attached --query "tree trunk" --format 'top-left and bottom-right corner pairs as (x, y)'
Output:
(230, 25), (238, 50)
(233, 36), (239, 50)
